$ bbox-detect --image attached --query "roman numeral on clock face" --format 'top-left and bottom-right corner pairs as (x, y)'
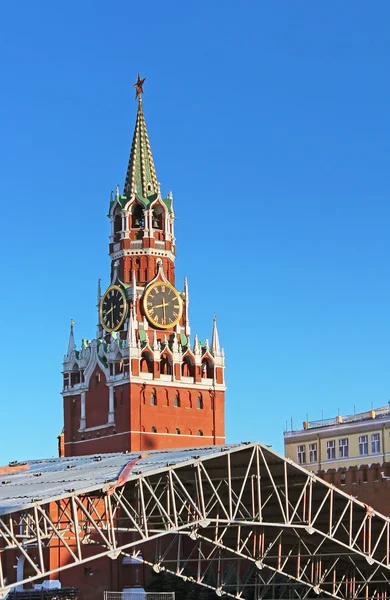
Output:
(100, 285), (127, 332)
(143, 282), (183, 330)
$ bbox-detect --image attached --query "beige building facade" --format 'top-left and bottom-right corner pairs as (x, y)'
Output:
(284, 404), (390, 471)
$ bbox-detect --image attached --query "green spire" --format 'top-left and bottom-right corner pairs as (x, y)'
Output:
(124, 95), (158, 203)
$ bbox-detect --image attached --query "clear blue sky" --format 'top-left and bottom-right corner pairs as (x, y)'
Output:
(1, 1), (389, 464)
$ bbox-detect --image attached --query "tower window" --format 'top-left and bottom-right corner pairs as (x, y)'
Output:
(131, 204), (144, 228)
(198, 429), (203, 436)
(70, 364), (80, 386)
(151, 426), (157, 433)
(174, 393), (180, 408)
(114, 213), (122, 242)
(150, 391), (157, 406)
(152, 204), (164, 229)
(196, 394), (203, 410)
(175, 428), (180, 435)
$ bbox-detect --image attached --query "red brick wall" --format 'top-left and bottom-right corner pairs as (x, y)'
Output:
(318, 462), (390, 517)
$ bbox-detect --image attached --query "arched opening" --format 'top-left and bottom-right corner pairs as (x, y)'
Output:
(198, 429), (204, 436)
(131, 203), (144, 228)
(114, 213), (122, 242)
(70, 364), (80, 386)
(175, 428), (181, 435)
(173, 393), (180, 408)
(150, 390), (157, 406)
(202, 357), (214, 379)
(151, 426), (157, 433)
(140, 352), (153, 374)
(160, 353), (172, 375)
(111, 353), (123, 376)
(182, 355), (195, 378)
(152, 204), (164, 230)
(197, 393), (203, 410)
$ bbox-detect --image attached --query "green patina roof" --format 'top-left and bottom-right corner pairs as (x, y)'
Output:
(109, 97), (173, 214)
(110, 193), (172, 213)
(124, 97), (158, 202)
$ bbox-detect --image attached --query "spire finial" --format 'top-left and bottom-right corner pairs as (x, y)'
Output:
(134, 73), (146, 99)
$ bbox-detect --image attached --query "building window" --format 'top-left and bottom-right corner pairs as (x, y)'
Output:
(297, 445), (306, 464)
(339, 438), (349, 458)
(359, 435), (368, 455)
(308, 443), (317, 463)
(174, 393), (180, 408)
(196, 393), (203, 410)
(150, 391), (157, 406)
(326, 440), (335, 460)
(198, 429), (204, 436)
(371, 433), (380, 454)
(175, 428), (180, 435)
(151, 426), (157, 433)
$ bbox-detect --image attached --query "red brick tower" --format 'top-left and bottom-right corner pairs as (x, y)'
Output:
(61, 77), (226, 457)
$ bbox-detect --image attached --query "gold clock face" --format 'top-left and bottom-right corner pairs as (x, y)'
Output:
(143, 281), (183, 329)
(100, 285), (128, 332)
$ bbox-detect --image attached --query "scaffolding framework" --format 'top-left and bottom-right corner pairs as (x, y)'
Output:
(1, 443), (390, 599)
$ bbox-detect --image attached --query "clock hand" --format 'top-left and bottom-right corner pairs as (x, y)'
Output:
(162, 297), (166, 324)
(153, 300), (170, 309)
(105, 305), (115, 315)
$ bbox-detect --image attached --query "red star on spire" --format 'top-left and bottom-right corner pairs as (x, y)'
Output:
(134, 73), (146, 99)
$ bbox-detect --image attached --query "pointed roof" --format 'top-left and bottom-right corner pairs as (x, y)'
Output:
(124, 95), (158, 203)
(67, 320), (77, 357)
(211, 315), (221, 357)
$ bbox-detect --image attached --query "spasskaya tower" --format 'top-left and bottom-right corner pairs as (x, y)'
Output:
(60, 75), (226, 457)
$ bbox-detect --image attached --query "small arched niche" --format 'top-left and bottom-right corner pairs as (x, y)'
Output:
(160, 353), (172, 375)
(140, 352), (153, 374)
(202, 357), (214, 379)
(182, 355), (195, 378)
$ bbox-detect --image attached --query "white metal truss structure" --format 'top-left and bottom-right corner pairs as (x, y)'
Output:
(1, 443), (390, 599)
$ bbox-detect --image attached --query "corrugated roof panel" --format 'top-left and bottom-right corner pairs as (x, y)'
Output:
(0, 444), (245, 515)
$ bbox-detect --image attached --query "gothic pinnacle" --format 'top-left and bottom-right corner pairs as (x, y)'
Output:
(67, 319), (76, 357)
(211, 314), (222, 357)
